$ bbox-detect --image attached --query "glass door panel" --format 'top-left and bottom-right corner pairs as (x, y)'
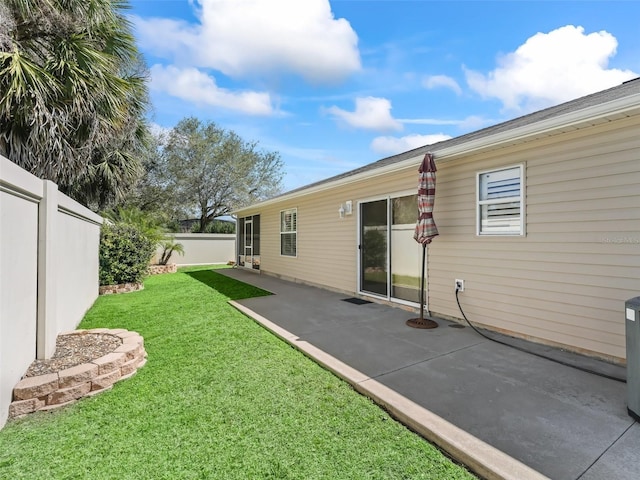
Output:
(251, 215), (260, 270)
(237, 215), (260, 270)
(360, 200), (388, 296)
(244, 219), (253, 268)
(237, 217), (245, 266)
(390, 195), (424, 304)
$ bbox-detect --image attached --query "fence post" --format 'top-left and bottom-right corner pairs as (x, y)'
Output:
(37, 180), (58, 359)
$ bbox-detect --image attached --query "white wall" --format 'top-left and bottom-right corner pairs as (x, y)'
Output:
(0, 163), (40, 430)
(0, 155), (102, 429)
(154, 233), (236, 266)
(56, 196), (102, 333)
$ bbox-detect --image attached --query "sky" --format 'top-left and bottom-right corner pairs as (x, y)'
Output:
(128, 0), (640, 192)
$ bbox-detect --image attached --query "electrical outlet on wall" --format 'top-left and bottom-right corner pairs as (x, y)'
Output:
(455, 279), (465, 292)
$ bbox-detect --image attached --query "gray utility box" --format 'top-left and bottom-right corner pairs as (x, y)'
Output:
(626, 296), (640, 421)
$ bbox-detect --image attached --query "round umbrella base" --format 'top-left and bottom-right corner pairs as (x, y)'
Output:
(406, 318), (438, 329)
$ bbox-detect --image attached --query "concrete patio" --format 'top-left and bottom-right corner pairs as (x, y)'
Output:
(220, 268), (639, 480)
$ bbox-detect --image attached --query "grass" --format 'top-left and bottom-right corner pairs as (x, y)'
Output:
(0, 266), (475, 479)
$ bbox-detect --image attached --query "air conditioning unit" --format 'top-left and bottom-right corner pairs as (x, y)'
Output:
(625, 296), (640, 420)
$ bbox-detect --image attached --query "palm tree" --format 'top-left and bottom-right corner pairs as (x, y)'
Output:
(0, 0), (149, 207)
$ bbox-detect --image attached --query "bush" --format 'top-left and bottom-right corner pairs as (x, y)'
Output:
(99, 223), (155, 286)
(158, 239), (185, 265)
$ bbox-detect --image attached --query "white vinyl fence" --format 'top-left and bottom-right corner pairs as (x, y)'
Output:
(154, 233), (236, 266)
(0, 155), (102, 429)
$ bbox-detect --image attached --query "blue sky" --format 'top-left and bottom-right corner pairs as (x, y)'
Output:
(129, 0), (640, 191)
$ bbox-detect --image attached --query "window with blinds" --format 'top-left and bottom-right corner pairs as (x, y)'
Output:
(280, 208), (297, 256)
(477, 165), (524, 235)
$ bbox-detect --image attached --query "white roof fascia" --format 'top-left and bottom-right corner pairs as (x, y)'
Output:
(235, 93), (640, 213)
(434, 92), (640, 161)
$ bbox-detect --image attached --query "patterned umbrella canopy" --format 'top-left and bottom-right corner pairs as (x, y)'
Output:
(407, 152), (439, 328)
(413, 153), (439, 245)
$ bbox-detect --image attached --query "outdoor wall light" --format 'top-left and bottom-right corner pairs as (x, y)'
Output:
(338, 205), (346, 218)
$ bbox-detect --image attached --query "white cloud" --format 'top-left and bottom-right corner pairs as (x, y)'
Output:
(135, 0), (361, 84)
(399, 118), (462, 126)
(150, 65), (274, 115)
(398, 115), (493, 130)
(465, 25), (637, 112)
(423, 75), (462, 95)
(326, 97), (403, 132)
(371, 134), (452, 156)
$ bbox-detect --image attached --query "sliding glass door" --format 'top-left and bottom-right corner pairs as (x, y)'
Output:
(359, 195), (425, 305)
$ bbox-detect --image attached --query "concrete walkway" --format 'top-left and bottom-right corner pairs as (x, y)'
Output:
(219, 269), (639, 480)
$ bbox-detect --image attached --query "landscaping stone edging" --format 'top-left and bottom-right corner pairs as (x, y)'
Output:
(99, 283), (144, 295)
(148, 264), (177, 275)
(8, 329), (147, 419)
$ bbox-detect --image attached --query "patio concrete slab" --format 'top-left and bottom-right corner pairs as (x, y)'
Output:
(220, 269), (638, 480)
(378, 342), (630, 480)
(578, 424), (640, 480)
(301, 321), (483, 378)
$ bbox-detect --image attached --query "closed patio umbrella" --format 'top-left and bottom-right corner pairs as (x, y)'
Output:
(407, 153), (439, 329)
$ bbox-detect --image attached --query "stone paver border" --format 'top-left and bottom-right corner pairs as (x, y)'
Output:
(8, 329), (147, 419)
(148, 264), (177, 275)
(99, 283), (144, 295)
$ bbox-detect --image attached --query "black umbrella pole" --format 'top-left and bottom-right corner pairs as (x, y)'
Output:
(406, 243), (438, 329)
(419, 243), (426, 321)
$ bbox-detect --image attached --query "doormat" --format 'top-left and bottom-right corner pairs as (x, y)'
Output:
(342, 297), (373, 305)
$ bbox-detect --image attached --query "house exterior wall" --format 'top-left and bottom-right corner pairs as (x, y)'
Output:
(429, 116), (640, 362)
(237, 167), (417, 293)
(237, 115), (640, 362)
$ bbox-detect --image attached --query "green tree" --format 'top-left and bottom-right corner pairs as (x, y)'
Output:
(0, 0), (149, 207)
(163, 117), (283, 232)
(118, 130), (184, 224)
(158, 239), (184, 265)
(101, 206), (166, 247)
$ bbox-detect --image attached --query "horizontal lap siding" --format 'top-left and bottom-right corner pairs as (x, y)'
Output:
(239, 170), (416, 293)
(429, 117), (640, 361)
(238, 115), (639, 360)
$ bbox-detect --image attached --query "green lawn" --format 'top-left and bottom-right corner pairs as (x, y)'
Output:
(0, 266), (475, 479)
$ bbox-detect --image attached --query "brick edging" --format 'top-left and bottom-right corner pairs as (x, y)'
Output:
(8, 329), (147, 419)
(148, 264), (177, 275)
(99, 283), (144, 295)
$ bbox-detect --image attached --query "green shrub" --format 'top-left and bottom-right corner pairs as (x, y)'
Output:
(99, 223), (155, 285)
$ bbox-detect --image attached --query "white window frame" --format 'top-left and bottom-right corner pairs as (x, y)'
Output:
(476, 164), (525, 236)
(280, 208), (298, 257)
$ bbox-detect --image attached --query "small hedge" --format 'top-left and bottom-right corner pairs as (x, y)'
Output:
(99, 223), (155, 286)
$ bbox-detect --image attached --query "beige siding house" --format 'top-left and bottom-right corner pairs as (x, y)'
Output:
(235, 79), (640, 363)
